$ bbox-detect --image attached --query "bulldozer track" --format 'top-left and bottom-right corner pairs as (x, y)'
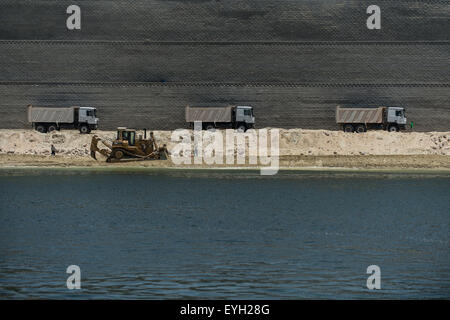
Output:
(107, 148), (166, 162)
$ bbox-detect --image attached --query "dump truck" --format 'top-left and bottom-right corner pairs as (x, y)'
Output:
(336, 106), (407, 133)
(28, 105), (99, 134)
(185, 105), (255, 131)
(90, 127), (169, 162)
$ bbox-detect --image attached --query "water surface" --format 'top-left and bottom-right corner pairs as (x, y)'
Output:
(0, 169), (449, 299)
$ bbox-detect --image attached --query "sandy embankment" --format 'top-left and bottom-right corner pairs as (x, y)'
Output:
(0, 129), (449, 170)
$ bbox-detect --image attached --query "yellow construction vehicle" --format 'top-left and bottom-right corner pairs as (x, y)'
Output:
(90, 127), (169, 162)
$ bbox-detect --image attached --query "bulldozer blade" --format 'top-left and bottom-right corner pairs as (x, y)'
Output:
(90, 135), (112, 160)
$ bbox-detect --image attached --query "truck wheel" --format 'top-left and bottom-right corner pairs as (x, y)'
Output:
(237, 125), (246, 132)
(79, 125), (90, 134)
(388, 125), (399, 132)
(355, 124), (366, 133)
(36, 125), (47, 133)
(47, 125), (57, 132)
(343, 124), (354, 133)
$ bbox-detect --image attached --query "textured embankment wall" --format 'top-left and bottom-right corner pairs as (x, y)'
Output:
(0, 0), (449, 131)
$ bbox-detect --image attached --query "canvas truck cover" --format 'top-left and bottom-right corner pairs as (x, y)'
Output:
(28, 105), (76, 124)
(336, 106), (384, 124)
(185, 106), (233, 123)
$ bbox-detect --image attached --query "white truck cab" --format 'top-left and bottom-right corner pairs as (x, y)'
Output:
(79, 107), (99, 127)
(387, 107), (407, 126)
(235, 106), (255, 127)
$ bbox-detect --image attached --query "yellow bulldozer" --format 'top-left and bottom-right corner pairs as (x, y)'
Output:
(90, 127), (169, 162)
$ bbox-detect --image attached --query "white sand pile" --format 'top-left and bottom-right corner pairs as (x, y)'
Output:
(0, 129), (449, 157)
(278, 129), (450, 156)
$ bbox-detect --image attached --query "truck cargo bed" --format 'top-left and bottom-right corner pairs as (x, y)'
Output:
(336, 106), (384, 124)
(185, 106), (233, 123)
(28, 105), (76, 124)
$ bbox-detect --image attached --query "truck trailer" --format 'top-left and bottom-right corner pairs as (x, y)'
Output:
(336, 106), (407, 133)
(185, 105), (255, 131)
(28, 105), (99, 133)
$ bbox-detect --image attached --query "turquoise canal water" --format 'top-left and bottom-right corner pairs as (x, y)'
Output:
(0, 169), (449, 299)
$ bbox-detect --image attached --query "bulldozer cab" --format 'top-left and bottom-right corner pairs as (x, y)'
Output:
(116, 127), (136, 146)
